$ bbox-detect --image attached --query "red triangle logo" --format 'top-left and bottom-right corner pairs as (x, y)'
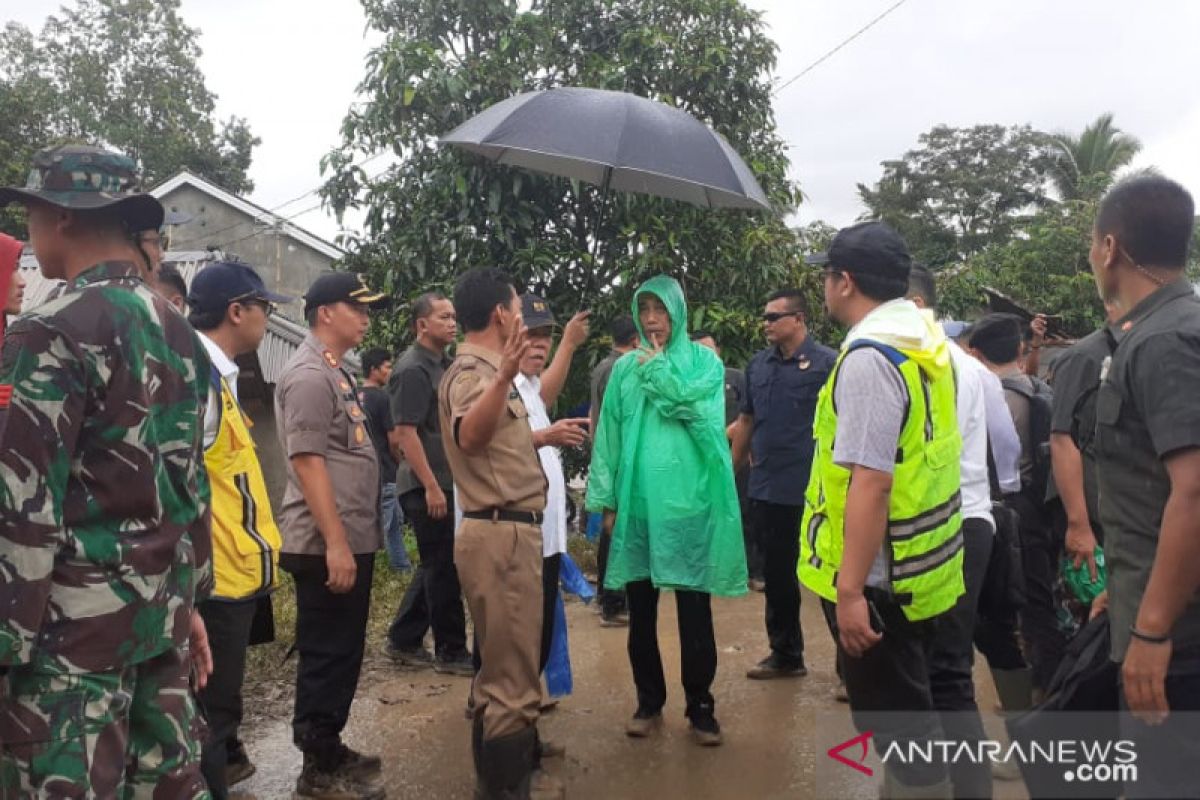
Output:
(827, 730), (874, 777)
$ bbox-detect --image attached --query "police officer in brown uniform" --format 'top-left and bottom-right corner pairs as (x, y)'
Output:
(275, 272), (389, 799)
(439, 268), (556, 799)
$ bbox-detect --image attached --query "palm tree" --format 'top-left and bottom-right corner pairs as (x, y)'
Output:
(1048, 113), (1142, 201)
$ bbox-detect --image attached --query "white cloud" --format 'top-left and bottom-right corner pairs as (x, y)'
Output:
(10, 0), (1200, 241)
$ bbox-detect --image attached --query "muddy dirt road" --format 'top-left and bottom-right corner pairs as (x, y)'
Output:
(238, 589), (1025, 799)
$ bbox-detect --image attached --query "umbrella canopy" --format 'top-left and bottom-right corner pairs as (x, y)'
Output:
(440, 87), (772, 212)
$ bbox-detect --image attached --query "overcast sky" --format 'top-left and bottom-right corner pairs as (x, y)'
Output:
(11, 0), (1200, 244)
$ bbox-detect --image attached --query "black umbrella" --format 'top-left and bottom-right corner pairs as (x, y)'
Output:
(440, 87), (772, 213)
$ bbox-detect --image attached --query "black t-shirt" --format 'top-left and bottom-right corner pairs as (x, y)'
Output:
(360, 384), (397, 481)
(1096, 280), (1200, 660)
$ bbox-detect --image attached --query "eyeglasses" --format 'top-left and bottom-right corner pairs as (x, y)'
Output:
(762, 311), (802, 323)
(233, 296), (276, 317)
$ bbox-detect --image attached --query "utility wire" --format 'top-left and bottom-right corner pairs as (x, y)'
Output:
(773, 0), (912, 95)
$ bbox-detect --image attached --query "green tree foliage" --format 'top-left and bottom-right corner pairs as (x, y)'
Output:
(1047, 113), (1141, 202)
(0, 0), (259, 236)
(938, 198), (1104, 336)
(857, 124), (1054, 266)
(322, 0), (802, 397)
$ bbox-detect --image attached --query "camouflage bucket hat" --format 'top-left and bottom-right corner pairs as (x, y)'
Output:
(0, 144), (164, 233)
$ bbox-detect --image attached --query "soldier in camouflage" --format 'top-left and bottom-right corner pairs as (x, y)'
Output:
(0, 145), (215, 798)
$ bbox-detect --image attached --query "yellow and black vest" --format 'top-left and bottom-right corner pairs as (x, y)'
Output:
(799, 341), (964, 621)
(205, 368), (281, 600)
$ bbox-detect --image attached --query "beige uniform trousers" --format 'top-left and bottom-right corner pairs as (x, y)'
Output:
(455, 518), (543, 740)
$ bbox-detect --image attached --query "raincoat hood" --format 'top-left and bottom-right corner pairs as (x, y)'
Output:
(632, 274), (688, 350)
(842, 298), (952, 380)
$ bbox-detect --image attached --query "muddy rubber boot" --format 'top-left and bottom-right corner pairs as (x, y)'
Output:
(477, 727), (536, 800)
(990, 667), (1034, 713)
(879, 769), (953, 799)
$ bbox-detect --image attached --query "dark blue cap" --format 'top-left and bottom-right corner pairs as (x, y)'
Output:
(187, 261), (292, 315)
(806, 220), (912, 282)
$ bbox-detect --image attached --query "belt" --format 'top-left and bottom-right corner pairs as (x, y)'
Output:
(463, 508), (544, 525)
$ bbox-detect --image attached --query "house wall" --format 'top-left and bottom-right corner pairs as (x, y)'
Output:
(158, 184), (335, 321)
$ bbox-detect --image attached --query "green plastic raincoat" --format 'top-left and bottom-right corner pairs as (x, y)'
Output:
(585, 275), (747, 596)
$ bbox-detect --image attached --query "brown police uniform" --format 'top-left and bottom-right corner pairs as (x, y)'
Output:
(274, 332), (382, 768)
(439, 342), (547, 742)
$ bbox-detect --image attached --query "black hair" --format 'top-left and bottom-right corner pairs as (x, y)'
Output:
(453, 267), (516, 333)
(844, 270), (908, 303)
(766, 288), (808, 315)
(187, 309), (224, 332)
(305, 307), (319, 328)
(360, 347), (391, 377)
(906, 265), (937, 309)
(1096, 175), (1195, 268)
(156, 266), (187, 301)
(690, 329), (715, 342)
(968, 313), (1023, 364)
(410, 290), (447, 335)
(609, 315), (638, 347)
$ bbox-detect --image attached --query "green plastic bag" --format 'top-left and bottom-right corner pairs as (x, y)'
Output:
(586, 275), (748, 596)
(1062, 546), (1107, 604)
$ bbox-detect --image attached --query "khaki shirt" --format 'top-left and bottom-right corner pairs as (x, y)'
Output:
(275, 334), (382, 555)
(439, 342), (547, 513)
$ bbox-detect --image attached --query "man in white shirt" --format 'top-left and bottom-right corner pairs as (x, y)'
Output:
(908, 267), (1021, 798)
(514, 295), (592, 683)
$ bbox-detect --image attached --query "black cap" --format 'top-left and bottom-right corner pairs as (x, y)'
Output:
(806, 221), (912, 282)
(966, 313), (1023, 354)
(521, 293), (557, 330)
(187, 261), (292, 315)
(303, 272), (388, 315)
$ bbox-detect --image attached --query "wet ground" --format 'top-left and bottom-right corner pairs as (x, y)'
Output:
(239, 589), (1029, 799)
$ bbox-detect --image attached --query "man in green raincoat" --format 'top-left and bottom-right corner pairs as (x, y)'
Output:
(586, 274), (747, 747)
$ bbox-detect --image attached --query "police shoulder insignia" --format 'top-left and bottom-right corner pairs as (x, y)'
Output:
(798, 356), (811, 370)
(355, 424), (366, 444)
(324, 351), (339, 368)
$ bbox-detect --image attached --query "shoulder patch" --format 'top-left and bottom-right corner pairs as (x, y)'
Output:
(323, 350), (339, 368)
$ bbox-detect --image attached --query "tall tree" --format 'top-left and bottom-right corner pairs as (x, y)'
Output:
(0, 0), (258, 236)
(1047, 113), (1142, 202)
(857, 124), (1054, 266)
(323, 0), (802, 400)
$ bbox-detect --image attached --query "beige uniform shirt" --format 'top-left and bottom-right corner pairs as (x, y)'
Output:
(439, 342), (547, 513)
(275, 333), (382, 555)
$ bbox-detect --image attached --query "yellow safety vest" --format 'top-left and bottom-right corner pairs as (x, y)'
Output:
(799, 341), (964, 621)
(205, 370), (281, 600)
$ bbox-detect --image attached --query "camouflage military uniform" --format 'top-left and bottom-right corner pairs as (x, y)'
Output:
(0, 147), (213, 798)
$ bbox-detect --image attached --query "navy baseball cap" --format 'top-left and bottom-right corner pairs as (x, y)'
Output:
(521, 293), (557, 331)
(187, 261), (292, 315)
(806, 220), (912, 282)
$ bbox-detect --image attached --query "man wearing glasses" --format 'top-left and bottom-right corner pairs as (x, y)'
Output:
(185, 261), (291, 798)
(729, 289), (836, 680)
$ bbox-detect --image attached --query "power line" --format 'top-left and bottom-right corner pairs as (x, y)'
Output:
(773, 0), (912, 96)
(170, 150), (392, 248)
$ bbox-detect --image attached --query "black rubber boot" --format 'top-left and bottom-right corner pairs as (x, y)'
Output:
(476, 726), (536, 800)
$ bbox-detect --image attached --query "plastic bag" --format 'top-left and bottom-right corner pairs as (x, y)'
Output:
(1062, 545), (1107, 604)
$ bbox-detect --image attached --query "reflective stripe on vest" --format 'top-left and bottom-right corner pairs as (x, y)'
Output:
(205, 373), (282, 600)
(798, 340), (965, 622)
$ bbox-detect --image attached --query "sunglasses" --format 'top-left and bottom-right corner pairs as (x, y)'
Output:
(762, 311), (802, 323)
(231, 294), (276, 317)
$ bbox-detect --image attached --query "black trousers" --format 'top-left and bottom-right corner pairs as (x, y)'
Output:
(596, 524), (626, 616)
(927, 519), (993, 799)
(1014, 499), (1066, 691)
(197, 597), (258, 800)
(388, 488), (468, 658)
(823, 592), (949, 790)
(540, 554), (562, 672)
(753, 500), (804, 664)
(281, 551), (375, 769)
(626, 579), (716, 720)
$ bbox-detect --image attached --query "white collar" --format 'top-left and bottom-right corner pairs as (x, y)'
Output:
(198, 332), (240, 381)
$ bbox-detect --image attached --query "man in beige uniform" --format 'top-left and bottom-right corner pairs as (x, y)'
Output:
(439, 267), (553, 799)
(275, 271), (388, 800)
